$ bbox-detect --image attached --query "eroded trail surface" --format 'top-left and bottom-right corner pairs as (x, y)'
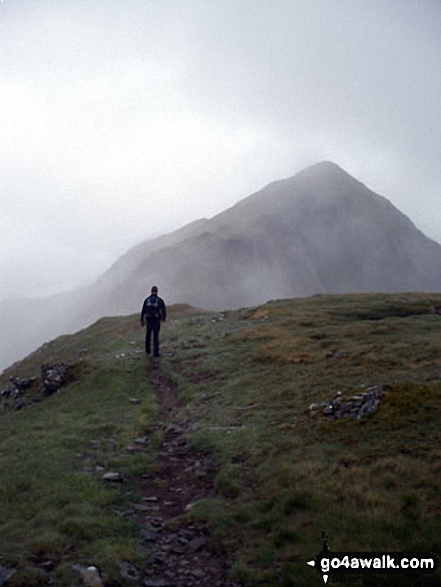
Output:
(135, 360), (238, 587)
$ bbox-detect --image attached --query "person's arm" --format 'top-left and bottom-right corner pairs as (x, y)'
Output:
(140, 300), (146, 327)
(161, 299), (166, 322)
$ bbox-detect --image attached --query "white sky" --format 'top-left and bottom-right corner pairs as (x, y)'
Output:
(1, 0), (440, 300)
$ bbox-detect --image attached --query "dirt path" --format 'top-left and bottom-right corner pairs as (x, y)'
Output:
(132, 359), (239, 587)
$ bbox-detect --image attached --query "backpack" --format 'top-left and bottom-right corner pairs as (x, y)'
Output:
(146, 295), (160, 319)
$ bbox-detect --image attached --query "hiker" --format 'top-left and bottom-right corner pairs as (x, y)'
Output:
(141, 286), (167, 357)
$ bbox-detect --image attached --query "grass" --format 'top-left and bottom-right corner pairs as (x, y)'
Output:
(161, 293), (441, 586)
(1, 294), (441, 585)
(0, 308), (205, 585)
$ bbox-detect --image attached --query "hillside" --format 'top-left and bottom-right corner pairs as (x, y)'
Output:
(1, 293), (441, 586)
(84, 162), (441, 315)
(3, 161), (441, 371)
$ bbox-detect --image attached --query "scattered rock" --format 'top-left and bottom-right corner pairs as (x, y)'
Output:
(1, 376), (38, 411)
(140, 529), (157, 542)
(117, 560), (140, 581)
(211, 313), (225, 322)
(188, 536), (207, 551)
(41, 362), (70, 396)
(309, 401), (329, 411)
(2, 362), (76, 411)
(72, 564), (104, 587)
(134, 360), (240, 587)
(148, 517), (165, 528)
(133, 503), (159, 512)
(311, 386), (385, 420)
(9, 376), (35, 391)
(135, 436), (150, 445)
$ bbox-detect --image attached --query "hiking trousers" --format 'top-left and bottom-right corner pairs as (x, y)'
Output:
(146, 317), (161, 356)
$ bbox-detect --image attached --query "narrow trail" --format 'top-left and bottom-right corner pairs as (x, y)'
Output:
(133, 359), (239, 587)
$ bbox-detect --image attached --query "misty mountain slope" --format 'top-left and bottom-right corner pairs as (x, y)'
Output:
(95, 217), (210, 290)
(3, 161), (441, 371)
(94, 161), (441, 314)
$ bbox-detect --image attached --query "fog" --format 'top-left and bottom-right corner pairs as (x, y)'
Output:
(1, 0), (441, 301)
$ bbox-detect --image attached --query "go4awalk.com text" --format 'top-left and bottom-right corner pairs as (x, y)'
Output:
(307, 551), (438, 584)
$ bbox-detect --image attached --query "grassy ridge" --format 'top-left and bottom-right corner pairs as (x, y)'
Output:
(161, 293), (441, 586)
(0, 313), (168, 585)
(1, 295), (441, 585)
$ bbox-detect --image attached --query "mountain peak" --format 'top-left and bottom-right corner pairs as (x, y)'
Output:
(3, 162), (441, 372)
(295, 161), (357, 182)
(304, 160), (344, 172)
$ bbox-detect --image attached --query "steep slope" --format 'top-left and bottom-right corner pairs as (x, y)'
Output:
(89, 161), (441, 313)
(3, 161), (441, 371)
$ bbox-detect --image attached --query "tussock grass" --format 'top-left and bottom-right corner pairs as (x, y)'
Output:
(0, 307), (205, 585)
(162, 293), (441, 585)
(2, 295), (441, 585)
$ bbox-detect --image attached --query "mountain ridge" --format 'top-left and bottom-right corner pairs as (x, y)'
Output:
(2, 161), (441, 371)
(2, 293), (441, 585)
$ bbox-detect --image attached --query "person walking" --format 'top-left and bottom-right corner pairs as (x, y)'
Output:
(141, 286), (166, 357)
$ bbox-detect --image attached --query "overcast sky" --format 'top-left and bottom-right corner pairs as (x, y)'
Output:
(1, 0), (440, 301)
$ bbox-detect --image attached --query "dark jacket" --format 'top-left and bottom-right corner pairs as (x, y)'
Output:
(141, 294), (166, 323)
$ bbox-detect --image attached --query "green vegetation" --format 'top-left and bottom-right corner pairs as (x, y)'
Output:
(0, 314), (162, 585)
(1, 294), (441, 585)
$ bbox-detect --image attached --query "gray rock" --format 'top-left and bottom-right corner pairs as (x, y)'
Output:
(312, 385), (385, 420)
(102, 472), (123, 482)
(117, 560), (140, 581)
(309, 401), (328, 411)
(140, 529), (157, 542)
(72, 565), (104, 586)
(135, 436), (150, 445)
(41, 362), (70, 396)
(133, 503), (159, 512)
(188, 536), (206, 551)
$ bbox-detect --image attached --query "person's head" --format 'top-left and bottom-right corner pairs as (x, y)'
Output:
(151, 286), (158, 295)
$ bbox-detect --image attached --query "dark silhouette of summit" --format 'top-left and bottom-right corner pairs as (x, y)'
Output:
(2, 161), (441, 370)
(85, 160), (441, 313)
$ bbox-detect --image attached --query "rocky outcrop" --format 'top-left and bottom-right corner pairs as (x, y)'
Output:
(41, 362), (70, 396)
(1, 362), (74, 410)
(1, 376), (38, 411)
(310, 386), (385, 420)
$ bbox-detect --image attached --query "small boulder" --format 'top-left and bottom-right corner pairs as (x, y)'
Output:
(117, 560), (140, 581)
(102, 472), (123, 482)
